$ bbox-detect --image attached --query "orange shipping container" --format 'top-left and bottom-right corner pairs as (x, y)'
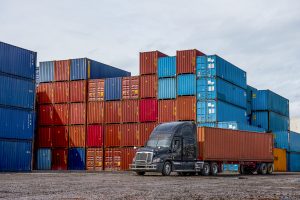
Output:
(139, 123), (157, 146)
(69, 103), (86, 125)
(87, 101), (105, 124)
(121, 148), (137, 170)
(53, 82), (69, 103)
(88, 79), (105, 101)
(104, 124), (121, 147)
(37, 83), (53, 104)
(69, 125), (86, 147)
(86, 148), (103, 171)
(70, 80), (87, 102)
(105, 101), (121, 124)
(140, 51), (167, 75)
(104, 148), (121, 171)
(122, 76), (139, 99)
(176, 96), (196, 121)
(197, 127), (274, 162)
(158, 100), (176, 123)
(121, 124), (140, 147)
(54, 60), (70, 81)
(121, 100), (139, 123)
(176, 49), (205, 74)
(140, 75), (157, 98)
(53, 104), (69, 125)
(273, 148), (287, 172)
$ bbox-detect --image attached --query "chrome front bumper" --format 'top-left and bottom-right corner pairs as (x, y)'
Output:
(130, 163), (158, 171)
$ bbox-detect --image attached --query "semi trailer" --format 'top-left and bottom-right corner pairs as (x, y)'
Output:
(130, 121), (274, 176)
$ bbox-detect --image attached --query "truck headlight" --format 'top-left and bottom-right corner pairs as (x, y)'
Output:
(152, 157), (161, 163)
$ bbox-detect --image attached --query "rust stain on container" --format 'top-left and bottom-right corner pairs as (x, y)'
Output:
(158, 100), (176, 123)
(104, 148), (121, 171)
(70, 80), (87, 102)
(139, 123), (157, 146)
(120, 124), (140, 147)
(88, 79), (105, 101)
(53, 82), (69, 103)
(140, 51), (167, 75)
(69, 103), (86, 125)
(54, 60), (70, 81)
(69, 125), (86, 147)
(104, 124), (121, 147)
(176, 49), (205, 74)
(140, 75), (157, 98)
(105, 101), (121, 124)
(37, 83), (53, 104)
(86, 148), (103, 171)
(53, 104), (69, 125)
(121, 148), (137, 170)
(197, 127), (274, 162)
(121, 99), (139, 123)
(87, 101), (105, 124)
(176, 96), (196, 121)
(122, 76), (139, 99)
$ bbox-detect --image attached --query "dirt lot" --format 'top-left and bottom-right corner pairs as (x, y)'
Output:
(0, 171), (300, 200)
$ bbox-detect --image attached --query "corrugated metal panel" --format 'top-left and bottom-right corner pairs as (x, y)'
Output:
(104, 148), (121, 171)
(0, 107), (35, 140)
(158, 56), (176, 78)
(121, 148), (137, 170)
(177, 74), (196, 96)
(105, 101), (121, 124)
(52, 126), (68, 148)
(197, 100), (247, 124)
(176, 96), (196, 121)
(104, 124), (121, 147)
(177, 49), (205, 74)
(0, 139), (32, 171)
(38, 105), (53, 125)
(140, 99), (158, 122)
(197, 77), (247, 108)
(0, 42), (36, 80)
(69, 103), (86, 125)
(88, 79), (105, 101)
(252, 90), (289, 117)
(158, 100), (176, 123)
(246, 85), (257, 102)
(37, 148), (51, 170)
(120, 124), (139, 147)
(70, 80), (87, 102)
(0, 74), (35, 109)
(70, 58), (87, 80)
(53, 82), (69, 103)
(122, 76), (139, 99)
(86, 148), (103, 171)
(289, 131), (300, 152)
(68, 148), (86, 170)
(37, 83), (53, 104)
(53, 104), (69, 125)
(197, 127), (273, 162)
(87, 102), (104, 124)
(158, 78), (176, 99)
(139, 123), (157, 146)
(140, 51), (167, 75)
(52, 149), (67, 170)
(87, 125), (103, 147)
(217, 121), (266, 132)
(273, 131), (289, 150)
(54, 60), (70, 81)
(252, 111), (289, 132)
(39, 61), (54, 83)
(196, 55), (247, 89)
(273, 148), (287, 172)
(69, 125), (86, 147)
(140, 75), (157, 98)
(37, 127), (52, 148)
(121, 100), (139, 123)
(104, 77), (122, 101)
(287, 152), (300, 172)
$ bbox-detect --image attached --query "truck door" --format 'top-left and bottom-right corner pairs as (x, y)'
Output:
(171, 136), (183, 170)
(182, 125), (197, 170)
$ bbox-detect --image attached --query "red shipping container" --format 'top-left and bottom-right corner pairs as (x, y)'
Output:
(38, 105), (53, 125)
(176, 96), (196, 121)
(88, 79), (105, 101)
(53, 82), (69, 103)
(104, 124), (121, 147)
(69, 125), (86, 147)
(54, 60), (70, 81)
(37, 127), (52, 148)
(176, 49), (205, 74)
(70, 80), (87, 102)
(52, 149), (68, 170)
(158, 100), (176, 123)
(53, 104), (69, 125)
(139, 123), (157, 146)
(140, 75), (157, 98)
(69, 103), (86, 125)
(122, 76), (139, 99)
(87, 125), (104, 147)
(121, 148), (137, 170)
(140, 99), (158, 122)
(104, 148), (121, 171)
(86, 148), (103, 171)
(140, 51), (167, 75)
(120, 124), (140, 147)
(87, 101), (104, 124)
(52, 126), (68, 148)
(105, 101), (121, 124)
(37, 83), (53, 104)
(121, 100), (139, 123)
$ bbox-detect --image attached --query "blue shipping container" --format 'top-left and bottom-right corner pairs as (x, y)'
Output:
(247, 102), (252, 115)
(246, 85), (257, 102)
(104, 77), (122, 101)
(217, 121), (266, 132)
(0, 106), (35, 140)
(223, 164), (239, 172)
(0, 74), (35, 109)
(273, 131), (289, 150)
(197, 77), (246, 108)
(196, 55), (247, 89)
(289, 131), (300, 152)
(0, 42), (36, 80)
(68, 148), (86, 170)
(0, 139), (32, 171)
(252, 90), (289, 117)
(158, 56), (176, 78)
(177, 74), (196, 96)
(251, 111), (289, 132)
(39, 61), (54, 83)
(197, 100), (247, 124)
(37, 148), (51, 170)
(287, 152), (300, 172)
(158, 78), (176, 99)
(70, 58), (130, 81)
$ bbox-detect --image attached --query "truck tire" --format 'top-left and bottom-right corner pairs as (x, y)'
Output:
(162, 161), (172, 176)
(136, 171), (145, 176)
(239, 165), (245, 175)
(258, 163), (267, 175)
(210, 163), (218, 176)
(201, 163), (210, 176)
(267, 163), (273, 174)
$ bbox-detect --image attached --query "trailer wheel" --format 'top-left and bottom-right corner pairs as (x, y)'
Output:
(210, 163), (218, 176)
(136, 171), (145, 176)
(267, 163), (273, 174)
(201, 163), (210, 176)
(258, 163), (267, 175)
(162, 161), (172, 176)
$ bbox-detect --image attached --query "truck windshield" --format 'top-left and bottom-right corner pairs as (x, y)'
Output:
(146, 136), (171, 148)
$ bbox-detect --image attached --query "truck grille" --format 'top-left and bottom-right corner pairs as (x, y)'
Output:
(135, 152), (153, 165)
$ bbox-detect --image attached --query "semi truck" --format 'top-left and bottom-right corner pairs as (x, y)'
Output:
(130, 121), (274, 176)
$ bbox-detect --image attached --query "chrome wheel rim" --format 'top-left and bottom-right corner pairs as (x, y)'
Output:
(165, 163), (171, 174)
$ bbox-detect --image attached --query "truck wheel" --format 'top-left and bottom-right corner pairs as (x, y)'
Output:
(259, 163), (267, 175)
(210, 163), (218, 176)
(201, 163), (210, 176)
(162, 161), (172, 176)
(267, 163), (273, 174)
(136, 171), (145, 176)
(239, 165), (245, 175)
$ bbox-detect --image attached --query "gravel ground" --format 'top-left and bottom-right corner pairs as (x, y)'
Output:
(0, 171), (300, 200)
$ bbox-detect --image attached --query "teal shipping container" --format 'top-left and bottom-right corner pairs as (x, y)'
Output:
(246, 85), (257, 103)
(273, 131), (289, 150)
(158, 78), (176, 99)
(158, 56), (176, 78)
(251, 111), (289, 132)
(289, 131), (300, 152)
(177, 74), (196, 96)
(37, 148), (51, 170)
(287, 152), (300, 172)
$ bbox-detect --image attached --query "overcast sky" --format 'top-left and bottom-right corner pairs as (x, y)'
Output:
(1, 0), (299, 119)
